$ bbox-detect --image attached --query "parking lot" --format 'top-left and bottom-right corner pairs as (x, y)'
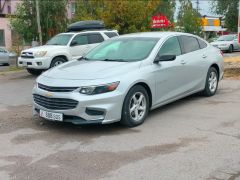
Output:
(0, 70), (240, 180)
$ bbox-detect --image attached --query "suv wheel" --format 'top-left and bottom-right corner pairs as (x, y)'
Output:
(202, 67), (219, 97)
(27, 68), (42, 76)
(120, 85), (149, 127)
(50, 57), (67, 68)
(228, 45), (233, 53)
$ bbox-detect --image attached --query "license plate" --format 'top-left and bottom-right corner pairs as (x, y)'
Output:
(39, 109), (63, 121)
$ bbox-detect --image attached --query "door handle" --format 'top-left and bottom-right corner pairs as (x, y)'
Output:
(180, 60), (186, 65)
(202, 54), (207, 58)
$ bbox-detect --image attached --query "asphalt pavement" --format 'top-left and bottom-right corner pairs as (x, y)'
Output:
(0, 71), (240, 180)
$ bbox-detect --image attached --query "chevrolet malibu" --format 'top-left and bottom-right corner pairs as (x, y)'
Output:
(33, 32), (224, 127)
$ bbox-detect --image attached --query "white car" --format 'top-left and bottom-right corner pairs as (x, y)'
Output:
(210, 34), (240, 53)
(18, 30), (118, 75)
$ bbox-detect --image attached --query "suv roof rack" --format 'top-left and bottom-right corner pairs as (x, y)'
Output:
(67, 20), (106, 32)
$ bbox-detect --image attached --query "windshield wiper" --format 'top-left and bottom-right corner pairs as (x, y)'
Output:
(78, 56), (89, 61)
(102, 58), (127, 62)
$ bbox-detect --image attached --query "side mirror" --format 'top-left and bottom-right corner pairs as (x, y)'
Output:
(154, 55), (176, 63)
(70, 40), (78, 46)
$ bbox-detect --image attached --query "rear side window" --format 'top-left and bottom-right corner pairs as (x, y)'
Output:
(158, 36), (182, 56)
(198, 39), (207, 49)
(180, 36), (200, 53)
(104, 32), (118, 38)
(88, 34), (104, 44)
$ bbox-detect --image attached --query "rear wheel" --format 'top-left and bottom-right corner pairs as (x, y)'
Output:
(27, 68), (43, 76)
(228, 45), (233, 53)
(202, 67), (219, 97)
(50, 57), (67, 68)
(120, 85), (149, 127)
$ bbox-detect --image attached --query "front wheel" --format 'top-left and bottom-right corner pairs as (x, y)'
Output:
(202, 67), (219, 97)
(120, 85), (149, 127)
(50, 57), (66, 68)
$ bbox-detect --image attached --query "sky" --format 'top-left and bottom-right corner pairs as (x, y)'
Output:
(175, 0), (218, 20)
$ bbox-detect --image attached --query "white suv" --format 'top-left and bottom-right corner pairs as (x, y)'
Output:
(18, 30), (118, 75)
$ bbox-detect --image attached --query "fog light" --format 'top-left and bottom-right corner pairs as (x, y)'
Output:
(86, 108), (104, 116)
(37, 62), (42, 66)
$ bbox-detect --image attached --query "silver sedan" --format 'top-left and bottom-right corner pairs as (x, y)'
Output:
(33, 32), (224, 127)
(0, 48), (10, 65)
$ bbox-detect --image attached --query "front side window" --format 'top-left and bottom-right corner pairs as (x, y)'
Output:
(181, 36), (200, 53)
(158, 36), (182, 56)
(85, 37), (159, 62)
(71, 35), (88, 45)
(46, 34), (73, 45)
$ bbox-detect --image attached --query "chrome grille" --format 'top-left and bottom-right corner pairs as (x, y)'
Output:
(21, 52), (34, 59)
(38, 83), (78, 92)
(33, 94), (78, 110)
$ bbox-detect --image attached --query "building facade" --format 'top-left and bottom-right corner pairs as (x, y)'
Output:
(0, 0), (75, 50)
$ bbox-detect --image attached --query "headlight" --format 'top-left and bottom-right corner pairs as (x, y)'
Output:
(79, 82), (120, 95)
(34, 51), (47, 57)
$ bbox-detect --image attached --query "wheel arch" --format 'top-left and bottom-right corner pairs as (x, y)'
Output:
(131, 82), (153, 108)
(210, 63), (220, 80)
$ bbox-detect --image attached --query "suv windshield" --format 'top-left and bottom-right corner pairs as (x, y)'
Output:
(85, 37), (159, 62)
(46, 34), (73, 45)
(217, 35), (236, 41)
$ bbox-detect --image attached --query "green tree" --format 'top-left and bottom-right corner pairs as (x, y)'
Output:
(10, 0), (68, 44)
(177, 0), (202, 35)
(211, 0), (238, 32)
(74, 0), (161, 34)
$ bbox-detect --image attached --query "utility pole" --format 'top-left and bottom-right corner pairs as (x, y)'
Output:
(196, 0), (200, 13)
(238, 0), (240, 44)
(36, 0), (42, 45)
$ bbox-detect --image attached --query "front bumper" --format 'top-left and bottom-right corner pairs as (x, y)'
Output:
(18, 56), (52, 69)
(32, 85), (124, 125)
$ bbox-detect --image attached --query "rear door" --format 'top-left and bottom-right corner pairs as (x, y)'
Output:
(178, 35), (208, 92)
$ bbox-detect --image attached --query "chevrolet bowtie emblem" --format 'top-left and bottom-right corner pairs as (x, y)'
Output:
(45, 92), (53, 97)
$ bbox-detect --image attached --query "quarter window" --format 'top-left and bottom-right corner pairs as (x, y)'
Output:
(198, 39), (207, 49)
(181, 36), (200, 53)
(158, 36), (182, 56)
(88, 34), (104, 44)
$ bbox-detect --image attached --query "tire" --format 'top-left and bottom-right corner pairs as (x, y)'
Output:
(50, 57), (67, 68)
(202, 67), (219, 97)
(3, 63), (9, 66)
(120, 85), (150, 127)
(27, 68), (43, 76)
(228, 45), (233, 53)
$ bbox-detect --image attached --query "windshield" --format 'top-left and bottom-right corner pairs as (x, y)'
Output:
(46, 34), (73, 45)
(85, 37), (159, 62)
(217, 35), (236, 41)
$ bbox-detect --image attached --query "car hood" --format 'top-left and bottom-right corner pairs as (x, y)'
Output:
(22, 45), (66, 53)
(41, 60), (141, 80)
(210, 41), (232, 45)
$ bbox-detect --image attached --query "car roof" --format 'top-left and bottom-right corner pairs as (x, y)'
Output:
(119, 32), (200, 39)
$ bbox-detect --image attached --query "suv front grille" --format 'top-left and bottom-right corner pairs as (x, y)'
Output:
(33, 94), (78, 110)
(38, 83), (78, 92)
(21, 52), (34, 59)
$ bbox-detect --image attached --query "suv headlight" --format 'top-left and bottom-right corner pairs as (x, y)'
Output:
(34, 51), (47, 57)
(79, 82), (120, 95)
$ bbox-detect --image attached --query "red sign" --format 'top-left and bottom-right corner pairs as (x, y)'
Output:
(152, 15), (170, 28)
